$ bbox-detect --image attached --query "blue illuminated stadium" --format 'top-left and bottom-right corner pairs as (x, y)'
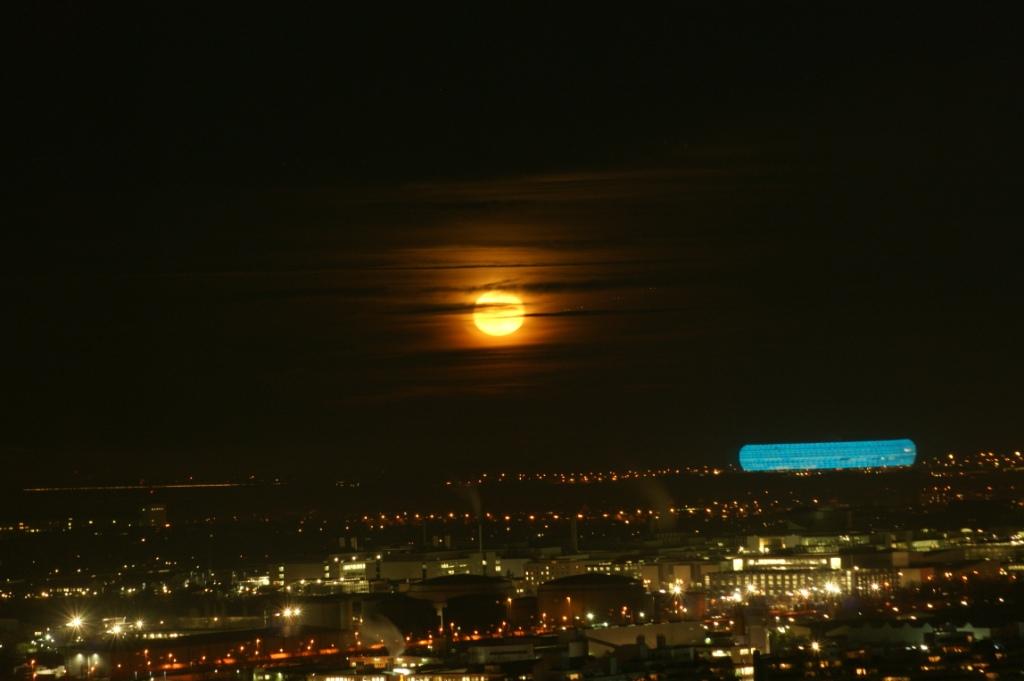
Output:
(739, 439), (917, 472)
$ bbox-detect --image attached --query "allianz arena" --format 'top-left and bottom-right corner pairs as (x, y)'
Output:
(739, 439), (917, 471)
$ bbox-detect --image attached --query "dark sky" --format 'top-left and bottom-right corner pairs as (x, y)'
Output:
(5, 5), (1023, 483)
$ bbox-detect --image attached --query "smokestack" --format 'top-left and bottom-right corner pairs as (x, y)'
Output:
(478, 517), (486, 575)
(569, 516), (579, 553)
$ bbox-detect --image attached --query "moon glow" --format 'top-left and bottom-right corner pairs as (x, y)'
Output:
(473, 291), (525, 337)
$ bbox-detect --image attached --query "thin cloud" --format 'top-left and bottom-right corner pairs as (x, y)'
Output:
(403, 167), (736, 204)
(423, 273), (693, 295)
(386, 302), (690, 318)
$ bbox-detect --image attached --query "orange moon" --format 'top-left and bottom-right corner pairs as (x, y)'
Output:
(473, 291), (525, 336)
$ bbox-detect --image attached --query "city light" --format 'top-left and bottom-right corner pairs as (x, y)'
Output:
(9, 451), (1024, 678)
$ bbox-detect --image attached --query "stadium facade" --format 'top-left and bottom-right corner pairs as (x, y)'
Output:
(739, 439), (917, 472)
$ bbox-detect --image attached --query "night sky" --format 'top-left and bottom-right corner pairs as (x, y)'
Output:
(6, 6), (1022, 483)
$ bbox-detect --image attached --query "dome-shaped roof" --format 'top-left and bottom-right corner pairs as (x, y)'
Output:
(407, 573), (514, 603)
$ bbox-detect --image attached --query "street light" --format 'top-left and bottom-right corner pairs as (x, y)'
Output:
(66, 616), (86, 650)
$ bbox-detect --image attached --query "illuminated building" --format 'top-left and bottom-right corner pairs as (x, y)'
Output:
(523, 556), (657, 588)
(374, 552), (524, 581)
(739, 439), (917, 471)
(707, 556), (899, 598)
(709, 556), (844, 596)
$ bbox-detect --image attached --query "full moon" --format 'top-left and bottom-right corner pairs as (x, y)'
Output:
(473, 291), (525, 337)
